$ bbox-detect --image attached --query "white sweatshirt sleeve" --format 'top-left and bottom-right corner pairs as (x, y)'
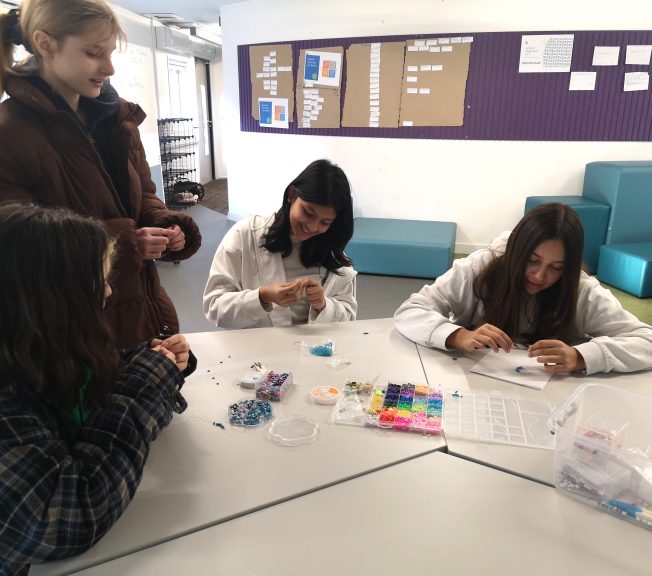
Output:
(574, 275), (652, 374)
(394, 245), (496, 349)
(202, 221), (272, 329)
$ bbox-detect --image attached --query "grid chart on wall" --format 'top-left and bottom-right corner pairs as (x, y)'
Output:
(238, 30), (652, 141)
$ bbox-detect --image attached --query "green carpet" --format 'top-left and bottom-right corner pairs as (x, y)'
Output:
(600, 283), (652, 325)
(452, 254), (652, 326)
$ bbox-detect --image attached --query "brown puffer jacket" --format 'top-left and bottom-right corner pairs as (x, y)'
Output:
(0, 76), (201, 348)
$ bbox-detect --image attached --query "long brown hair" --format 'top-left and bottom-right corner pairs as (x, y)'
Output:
(0, 204), (119, 412)
(0, 0), (125, 95)
(474, 203), (584, 342)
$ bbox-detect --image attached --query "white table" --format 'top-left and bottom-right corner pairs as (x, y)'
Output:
(31, 319), (444, 575)
(418, 343), (652, 485)
(61, 451), (652, 576)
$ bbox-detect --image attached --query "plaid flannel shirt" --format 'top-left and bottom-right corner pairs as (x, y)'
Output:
(0, 346), (188, 574)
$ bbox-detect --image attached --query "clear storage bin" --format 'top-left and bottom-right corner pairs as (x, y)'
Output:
(550, 383), (652, 530)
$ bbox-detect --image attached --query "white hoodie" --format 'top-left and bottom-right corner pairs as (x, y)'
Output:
(204, 214), (357, 329)
(394, 233), (652, 375)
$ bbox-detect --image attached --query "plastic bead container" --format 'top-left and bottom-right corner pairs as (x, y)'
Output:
(551, 383), (652, 531)
(268, 416), (319, 446)
(332, 381), (442, 435)
(311, 385), (341, 405)
(255, 371), (292, 401)
(228, 399), (273, 427)
(443, 391), (555, 449)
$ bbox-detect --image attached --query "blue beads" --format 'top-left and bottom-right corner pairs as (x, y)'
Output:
(228, 399), (273, 427)
(310, 342), (333, 356)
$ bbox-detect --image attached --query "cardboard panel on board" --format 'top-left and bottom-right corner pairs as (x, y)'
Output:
(343, 42), (405, 128)
(249, 44), (294, 121)
(399, 38), (472, 127)
(296, 46), (344, 129)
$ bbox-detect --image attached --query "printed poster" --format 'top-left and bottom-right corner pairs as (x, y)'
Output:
(303, 50), (342, 87)
(258, 98), (290, 129)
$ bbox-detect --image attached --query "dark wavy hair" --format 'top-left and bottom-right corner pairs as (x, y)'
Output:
(474, 203), (584, 343)
(262, 159), (354, 271)
(0, 204), (119, 412)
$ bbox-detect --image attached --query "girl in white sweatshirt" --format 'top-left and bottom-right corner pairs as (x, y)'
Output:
(204, 159), (357, 329)
(394, 203), (652, 375)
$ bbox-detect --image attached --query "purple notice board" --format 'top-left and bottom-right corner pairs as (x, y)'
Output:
(239, 30), (652, 141)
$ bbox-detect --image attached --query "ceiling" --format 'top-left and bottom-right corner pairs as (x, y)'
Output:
(113, 0), (247, 25)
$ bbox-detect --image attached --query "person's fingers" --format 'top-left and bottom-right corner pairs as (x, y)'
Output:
(152, 345), (176, 363)
(475, 332), (500, 352)
(481, 324), (513, 351)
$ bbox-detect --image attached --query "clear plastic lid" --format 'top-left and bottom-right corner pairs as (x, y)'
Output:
(268, 415), (319, 446)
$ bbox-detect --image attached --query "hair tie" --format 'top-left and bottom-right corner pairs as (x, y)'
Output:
(4, 9), (25, 48)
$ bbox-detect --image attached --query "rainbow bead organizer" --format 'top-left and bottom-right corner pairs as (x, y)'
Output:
(332, 381), (442, 436)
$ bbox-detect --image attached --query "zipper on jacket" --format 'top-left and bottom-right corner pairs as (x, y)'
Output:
(57, 111), (129, 218)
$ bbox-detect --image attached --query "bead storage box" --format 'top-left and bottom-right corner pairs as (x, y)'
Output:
(550, 383), (652, 531)
(255, 371), (293, 401)
(332, 381), (443, 435)
(228, 399), (273, 427)
(443, 391), (555, 449)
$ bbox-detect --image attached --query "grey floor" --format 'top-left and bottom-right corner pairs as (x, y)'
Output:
(157, 204), (431, 334)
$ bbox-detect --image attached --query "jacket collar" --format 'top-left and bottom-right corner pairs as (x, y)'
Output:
(6, 74), (144, 127)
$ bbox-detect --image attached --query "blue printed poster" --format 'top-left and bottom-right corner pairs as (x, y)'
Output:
(303, 50), (342, 87)
(258, 98), (289, 129)
(304, 53), (321, 82)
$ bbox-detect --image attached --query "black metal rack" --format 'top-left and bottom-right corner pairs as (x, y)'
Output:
(157, 118), (197, 209)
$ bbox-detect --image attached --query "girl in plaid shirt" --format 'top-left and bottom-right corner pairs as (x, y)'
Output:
(0, 205), (192, 574)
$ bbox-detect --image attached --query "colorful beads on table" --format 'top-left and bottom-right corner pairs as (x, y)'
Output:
(255, 371), (292, 401)
(364, 382), (443, 435)
(228, 399), (273, 427)
(310, 341), (334, 356)
(344, 380), (374, 396)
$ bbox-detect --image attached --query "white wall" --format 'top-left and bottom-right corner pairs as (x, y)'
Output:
(221, 0), (652, 252)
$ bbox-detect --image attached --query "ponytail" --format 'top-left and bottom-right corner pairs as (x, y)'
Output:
(0, 9), (26, 96)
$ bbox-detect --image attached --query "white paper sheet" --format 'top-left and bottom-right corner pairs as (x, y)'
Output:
(569, 71), (597, 91)
(469, 349), (553, 390)
(519, 34), (574, 73)
(626, 45), (652, 66)
(624, 72), (649, 92)
(592, 46), (620, 66)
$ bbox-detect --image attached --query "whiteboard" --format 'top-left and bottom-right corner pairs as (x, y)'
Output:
(111, 43), (160, 165)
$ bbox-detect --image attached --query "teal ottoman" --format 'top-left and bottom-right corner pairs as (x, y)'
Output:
(346, 218), (456, 278)
(597, 243), (652, 298)
(582, 161), (652, 244)
(524, 195), (610, 274)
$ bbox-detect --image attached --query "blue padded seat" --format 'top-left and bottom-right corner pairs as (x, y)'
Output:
(582, 161), (652, 244)
(524, 195), (609, 274)
(597, 243), (652, 298)
(346, 217), (456, 278)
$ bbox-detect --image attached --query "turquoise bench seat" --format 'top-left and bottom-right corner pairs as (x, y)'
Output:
(346, 217), (457, 278)
(524, 195), (610, 274)
(598, 243), (652, 298)
(583, 161), (652, 245)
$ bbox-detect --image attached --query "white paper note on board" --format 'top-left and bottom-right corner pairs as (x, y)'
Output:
(569, 71), (597, 91)
(593, 46), (620, 66)
(519, 34), (574, 73)
(624, 72), (649, 92)
(626, 45), (652, 65)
